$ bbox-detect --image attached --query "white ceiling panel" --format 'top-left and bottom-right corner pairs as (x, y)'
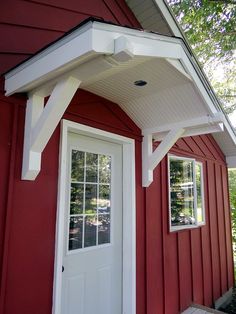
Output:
(83, 58), (208, 130)
(84, 58), (191, 101)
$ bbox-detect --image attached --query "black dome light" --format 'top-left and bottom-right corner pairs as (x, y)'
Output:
(134, 80), (147, 87)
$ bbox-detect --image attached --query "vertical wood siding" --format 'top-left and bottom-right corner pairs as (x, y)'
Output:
(0, 0), (140, 75)
(146, 136), (234, 314)
(0, 1), (234, 313)
(0, 1), (142, 312)
(0, 99), (12, 270)
(0, 92), (233, 314)
(0, 90), (145, 314)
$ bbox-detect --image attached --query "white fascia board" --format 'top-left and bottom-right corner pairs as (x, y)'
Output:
(4, 24), (115, 95)
(94, 21), (183, 58)
(3, 20), (203, 99)
(5, 27), (93, 95)
(4, 21), (183, 96)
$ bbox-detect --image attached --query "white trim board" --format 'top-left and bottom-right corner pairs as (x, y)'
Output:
(52, 120), (136, 314)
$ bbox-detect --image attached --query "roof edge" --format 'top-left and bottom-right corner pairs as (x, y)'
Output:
(151, 0), (236, 138)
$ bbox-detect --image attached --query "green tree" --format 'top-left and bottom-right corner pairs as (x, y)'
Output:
(167, 0), (236, 114)
(167, 0), (236, 270)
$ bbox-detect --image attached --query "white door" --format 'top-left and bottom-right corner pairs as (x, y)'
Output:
(61, 132), (123, 314)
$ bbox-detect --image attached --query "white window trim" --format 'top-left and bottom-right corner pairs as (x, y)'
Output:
(52, 119), (136, 314)
(168, 154), (205, 232)
(195, 161), (205, 226)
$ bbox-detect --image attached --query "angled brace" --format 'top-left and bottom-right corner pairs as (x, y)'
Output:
(22, 76), (81, 180)
(142, 128), (185, 187)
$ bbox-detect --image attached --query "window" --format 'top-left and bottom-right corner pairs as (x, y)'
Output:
(68, 149), (112, 251)
(168, 155), (205, 231)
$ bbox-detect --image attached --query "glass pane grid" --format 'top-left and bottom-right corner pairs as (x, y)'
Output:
(69, 150), (111, 251)
(170, 158), (195, 227)
(169, 156), (205, 230)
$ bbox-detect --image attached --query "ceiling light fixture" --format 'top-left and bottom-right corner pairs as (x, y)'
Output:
(134, 80), (147, 87)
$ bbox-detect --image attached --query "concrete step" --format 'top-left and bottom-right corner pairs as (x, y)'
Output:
(182, 304), (226, 314)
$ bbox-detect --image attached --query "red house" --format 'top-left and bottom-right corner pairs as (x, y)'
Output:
(0, 1), (236, 314)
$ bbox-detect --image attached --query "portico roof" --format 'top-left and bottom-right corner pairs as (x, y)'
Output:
(4, 19), (236, 186)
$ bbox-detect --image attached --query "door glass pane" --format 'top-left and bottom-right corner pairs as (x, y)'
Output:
(68, 149), (112, 251)
(84, 215), (97, 248)
(85, 184), (97, 214)
(69, 216), (83, 250)
(98, 184), (111, 214)
(70, 183), (84, 214)
(99, 155), (111, 183)
(71, 150), (85, 182)
(98, 214), (110, 245)
(86, 153), (98, 182)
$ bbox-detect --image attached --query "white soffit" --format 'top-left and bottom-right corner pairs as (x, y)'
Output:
(126, 0), (173, 35)
(4, 20), (236, 182)
(83, 58), (206, 129)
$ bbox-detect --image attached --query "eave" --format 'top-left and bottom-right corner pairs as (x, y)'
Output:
(4, 19), (236, 186)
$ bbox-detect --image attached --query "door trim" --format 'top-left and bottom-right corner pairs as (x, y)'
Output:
(52, 119), (136, 314)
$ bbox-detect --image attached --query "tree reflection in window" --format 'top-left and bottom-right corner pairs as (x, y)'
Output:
(68, 150), (111, 251)
(169, 156), (205, 230)
(170, 158), (195, 226)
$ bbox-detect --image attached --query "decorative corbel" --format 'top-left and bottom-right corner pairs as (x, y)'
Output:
(142, 128), (185, 187)
(22, 76), (81, 180)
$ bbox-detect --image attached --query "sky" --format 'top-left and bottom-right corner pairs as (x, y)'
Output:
(207, 56), (236, 128)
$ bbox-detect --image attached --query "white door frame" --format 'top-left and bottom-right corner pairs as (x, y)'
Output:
(52, 119), (136, 314)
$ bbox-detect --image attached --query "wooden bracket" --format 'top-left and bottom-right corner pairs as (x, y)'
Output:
(142, 128), (185, 187)
(22, 76), (81, 180)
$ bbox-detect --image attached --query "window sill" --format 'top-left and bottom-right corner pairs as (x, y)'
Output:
(170, 222), (206, 232)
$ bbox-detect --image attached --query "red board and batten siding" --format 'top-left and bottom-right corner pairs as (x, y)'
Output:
(0, 1), (145, 314)
(0, 0), (140, 76)
(1, 95), (233, 314)
(146, 136), (234, 314)
(0, 1), (234, 314)
(0, 90), (146, 314)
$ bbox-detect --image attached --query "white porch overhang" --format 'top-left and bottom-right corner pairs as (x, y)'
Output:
(4, 19), (236, 186)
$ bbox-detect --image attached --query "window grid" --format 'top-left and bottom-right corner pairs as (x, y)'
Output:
(168, 154), (205, 232)
(96, 156), (99, 246)
(82, 151), (86, 249)
(68, 150), (111, 251)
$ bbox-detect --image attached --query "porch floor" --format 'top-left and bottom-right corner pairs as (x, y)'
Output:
(182, 305), (226, 314)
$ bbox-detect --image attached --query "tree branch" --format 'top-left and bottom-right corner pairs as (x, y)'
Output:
(208, 0), (236, 4)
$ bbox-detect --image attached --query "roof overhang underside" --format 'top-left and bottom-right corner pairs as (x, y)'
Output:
(4, 20), (236, 186)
